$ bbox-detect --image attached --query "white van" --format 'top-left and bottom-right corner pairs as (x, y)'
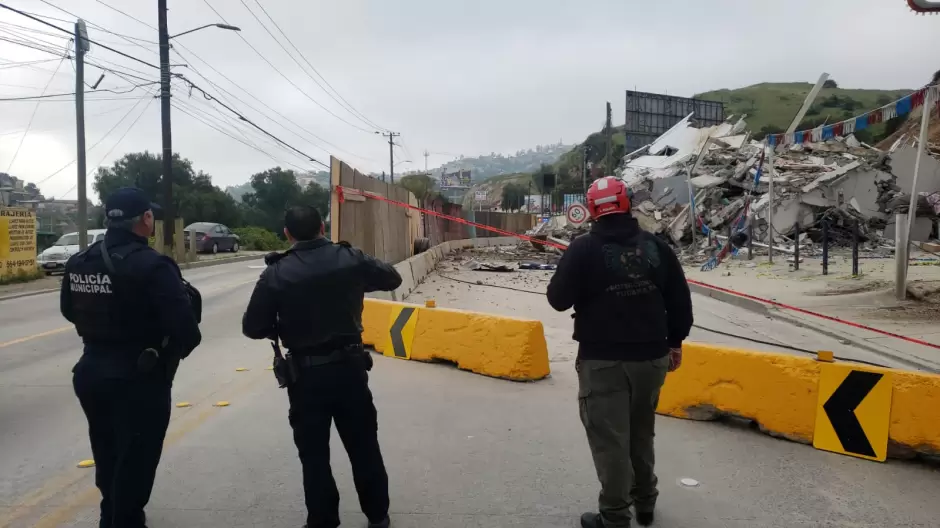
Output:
(37, 229), (107, 275)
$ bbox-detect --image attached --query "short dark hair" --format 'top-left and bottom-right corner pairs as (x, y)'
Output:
(284, 205), (323, 241)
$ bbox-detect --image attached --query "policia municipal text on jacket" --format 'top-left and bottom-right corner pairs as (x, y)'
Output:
(547, 177), (693, 528)
(60, 187), (202, 528)
(242, 205), (402, 528)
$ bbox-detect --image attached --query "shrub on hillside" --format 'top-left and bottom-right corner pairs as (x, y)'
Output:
(232, 227), (290, 251)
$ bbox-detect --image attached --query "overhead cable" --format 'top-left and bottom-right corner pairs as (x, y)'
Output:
(240, 0), (387, 132)
(6, 55), (65, 172)
(2, 1), (328, 169)
(58, 91), (155, 197)
(202, 0), (377, 135)
(34, 93), (155, 185)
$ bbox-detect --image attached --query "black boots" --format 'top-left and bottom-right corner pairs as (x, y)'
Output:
(368, 516), (390, 528)
(580, 512), (610, 528)
(581, 511), (654, 527)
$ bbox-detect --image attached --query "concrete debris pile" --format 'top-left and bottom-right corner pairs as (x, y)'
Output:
(617, 114), (940, 260)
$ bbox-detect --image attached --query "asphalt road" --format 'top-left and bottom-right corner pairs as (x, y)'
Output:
(1, 258), (938, 527)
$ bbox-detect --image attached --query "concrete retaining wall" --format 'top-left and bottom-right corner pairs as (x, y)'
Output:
(659, 342), (940, 459)
(367, 237), (518, 302)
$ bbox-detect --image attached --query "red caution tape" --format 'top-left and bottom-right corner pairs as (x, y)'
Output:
(341, 186), (940, 351)
(688, 279), (940, 351)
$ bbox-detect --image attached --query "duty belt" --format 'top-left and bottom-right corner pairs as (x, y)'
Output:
(294, 350), (349, 368)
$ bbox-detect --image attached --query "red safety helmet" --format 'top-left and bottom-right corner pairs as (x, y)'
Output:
(586, 176), (631, 219)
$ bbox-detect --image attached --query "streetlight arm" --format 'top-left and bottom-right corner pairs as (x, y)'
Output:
(169, 23), (241, 40)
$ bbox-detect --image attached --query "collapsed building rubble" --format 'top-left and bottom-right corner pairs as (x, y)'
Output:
(611, 112), (940, 265)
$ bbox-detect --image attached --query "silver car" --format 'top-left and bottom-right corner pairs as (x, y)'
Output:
(37, 229), (106, 275)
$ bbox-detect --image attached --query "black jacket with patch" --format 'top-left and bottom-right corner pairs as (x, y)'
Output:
(547, 214), (693, 361)
(241, 238), (402, 354)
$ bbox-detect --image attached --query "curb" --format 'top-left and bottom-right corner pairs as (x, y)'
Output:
(690, 283), (940, 373)
(0, 254), (265, 302)
(0, 287), (59, 302)
(178, 253), (264, 270)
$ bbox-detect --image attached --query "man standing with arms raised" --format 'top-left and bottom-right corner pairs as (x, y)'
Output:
(242, 205), (402, 528)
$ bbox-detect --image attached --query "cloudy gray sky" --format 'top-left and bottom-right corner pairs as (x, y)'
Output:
(1, 0), (938, 201)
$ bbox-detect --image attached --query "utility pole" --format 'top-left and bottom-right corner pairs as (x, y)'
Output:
(605, 102), (613, 174)
(158, 0), (174, 249)
(75, 20), (89, 250)
(423, 149), (430, 172)
(379, 131), (400, 184)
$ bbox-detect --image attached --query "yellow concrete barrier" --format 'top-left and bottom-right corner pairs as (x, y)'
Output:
(362, 298), (550, 381)
(658, 342), (940, 459)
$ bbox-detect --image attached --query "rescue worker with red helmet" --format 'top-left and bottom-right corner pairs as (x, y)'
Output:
(547, 176), (693, 528)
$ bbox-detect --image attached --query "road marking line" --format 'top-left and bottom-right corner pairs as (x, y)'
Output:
(0, 326), (71, 349)
(5, 370), (270, 527)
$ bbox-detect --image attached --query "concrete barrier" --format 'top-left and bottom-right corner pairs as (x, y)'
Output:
(368, 237), (520, 302)
(658, 342), (940, 459)
(361, 298), (550, 381)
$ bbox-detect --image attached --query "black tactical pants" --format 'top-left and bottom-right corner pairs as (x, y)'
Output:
(287, 360), (390, 528)
(577, 356), (669, 528)
(73, 366), (171, 528)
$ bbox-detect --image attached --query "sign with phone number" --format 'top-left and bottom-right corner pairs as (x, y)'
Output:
(0, 208), (38, 276)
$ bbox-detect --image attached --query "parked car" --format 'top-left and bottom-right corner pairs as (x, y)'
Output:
(183, 222), (240, 254)
(36, 229), (106, 275)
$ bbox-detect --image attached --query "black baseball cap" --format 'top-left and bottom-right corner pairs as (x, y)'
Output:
(105, 187), (161, 220)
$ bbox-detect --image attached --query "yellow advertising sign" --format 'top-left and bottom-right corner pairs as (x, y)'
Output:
(813, 363), (893, 462)
(0, 208), (38, 277)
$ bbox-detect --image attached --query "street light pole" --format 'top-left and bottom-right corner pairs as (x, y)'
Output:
(158, 0), (174, 249)
(156, 8), (240, 252)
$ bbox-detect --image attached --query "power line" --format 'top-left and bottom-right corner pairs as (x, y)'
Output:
(171, 100), (308, 172)
(0, 99), (140, 136)
(92, 0), (155, 30)
(34, 93), (155, 186)
(171, 45), (378, 164)
(202, 0), (377, 135)
(241, 0), (387, 132)
(6, 55), (65, 172)
(0, 57), (61, 70)
(0, 3), (160, 71)
(58, 92), (155, 197)
(64, 0), (376, 165)
(177, 74), (328, 168)
(3, 1), (330, 170)
(33, 1), (159, 48)
(0, 82), (159, 100)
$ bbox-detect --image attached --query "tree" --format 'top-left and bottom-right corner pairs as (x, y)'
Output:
(823, 79), (838, 89)
(241, 167), (329, 235)
(501, 183), (527, 212)
(399, 173), (434, 202)
(93, 151), (240, 227)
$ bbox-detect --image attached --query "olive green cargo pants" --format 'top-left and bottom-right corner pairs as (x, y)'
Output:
(577, 356), (669, 528)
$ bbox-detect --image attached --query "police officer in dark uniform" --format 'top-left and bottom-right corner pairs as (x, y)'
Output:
(242, 205), (401, 528)
(61, 187), (202, 528)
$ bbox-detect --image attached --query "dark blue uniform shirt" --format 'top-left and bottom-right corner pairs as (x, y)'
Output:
(60, 228), (202, 379)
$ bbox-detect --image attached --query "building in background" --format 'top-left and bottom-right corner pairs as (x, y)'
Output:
(624, 91), (725, 152)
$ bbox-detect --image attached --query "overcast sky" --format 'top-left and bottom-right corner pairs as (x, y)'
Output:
(1, 0), (938, 202)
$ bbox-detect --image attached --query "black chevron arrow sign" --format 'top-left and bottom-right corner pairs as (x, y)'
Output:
(822, 370), (883, 458)
(389, 308), (415, 358)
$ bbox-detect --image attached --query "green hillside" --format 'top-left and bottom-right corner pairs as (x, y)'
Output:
(695, 82), (913, 140)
